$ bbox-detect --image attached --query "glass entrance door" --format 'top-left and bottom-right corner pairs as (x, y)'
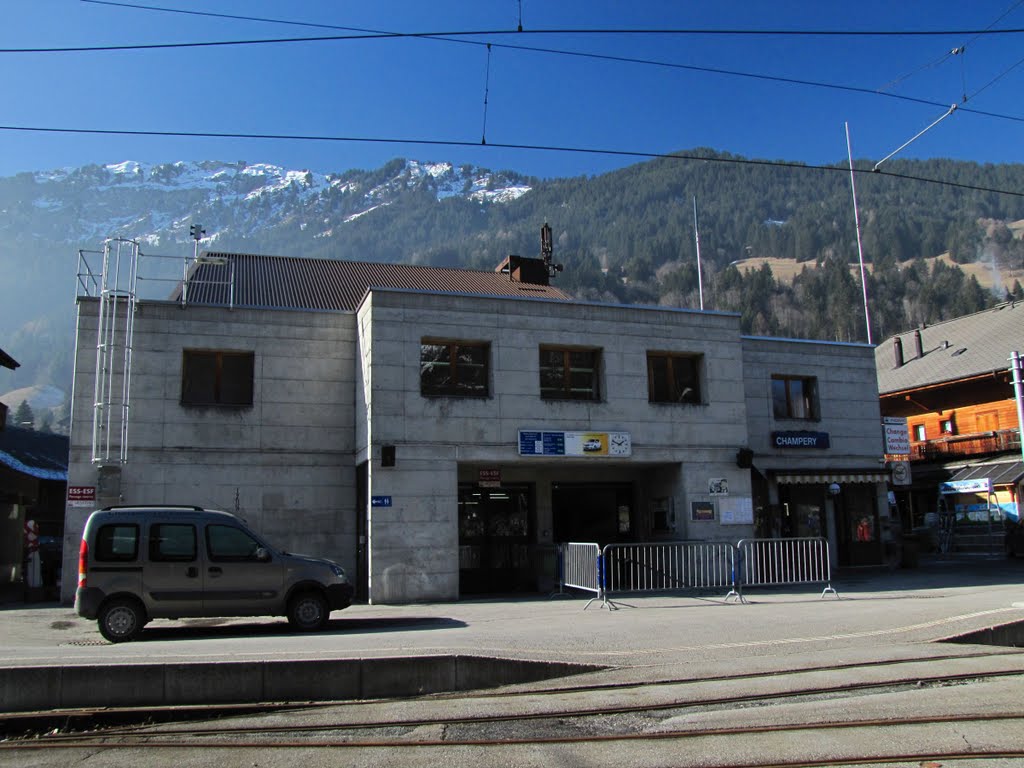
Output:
(458, 485), (533, 594)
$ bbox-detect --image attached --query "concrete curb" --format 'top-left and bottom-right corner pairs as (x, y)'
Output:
(0, 655), (604, 713)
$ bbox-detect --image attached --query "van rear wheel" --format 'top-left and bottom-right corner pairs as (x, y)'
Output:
(98, 597), (146, 643)
(288, 591), (329, 632)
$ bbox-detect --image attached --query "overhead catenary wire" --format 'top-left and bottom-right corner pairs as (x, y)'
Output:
(17, 0), (1000, 128)
(10, 21), (1024, 54)
(58, 1), (1024, 128)
(877, 0), (1024, 94)
(2, 122), (1022, 198)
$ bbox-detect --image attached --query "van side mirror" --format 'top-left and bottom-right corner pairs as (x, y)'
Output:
(254, 547), (271, 562)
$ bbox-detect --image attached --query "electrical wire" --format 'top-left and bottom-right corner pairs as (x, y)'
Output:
(873, 1), (1024, 169)
(1, 122), (1021, 198)
(9, 21), (1024, 54)
(878, 0), (1024, 93)
(47, 2), (1022, 127)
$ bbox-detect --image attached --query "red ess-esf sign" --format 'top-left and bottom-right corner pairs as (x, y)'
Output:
(67, 486), (96, 505)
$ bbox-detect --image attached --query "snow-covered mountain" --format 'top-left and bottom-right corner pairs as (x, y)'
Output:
(17, 158), (533, 249)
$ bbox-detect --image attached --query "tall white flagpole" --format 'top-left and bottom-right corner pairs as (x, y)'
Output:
(846, 122), (873, 344)
(694, 196), (705, 311)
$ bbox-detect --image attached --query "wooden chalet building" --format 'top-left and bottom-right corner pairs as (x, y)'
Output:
(875, 301), (1024, 555)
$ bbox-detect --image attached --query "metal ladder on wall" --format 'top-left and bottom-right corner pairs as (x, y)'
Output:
(86, 238), (140, 466)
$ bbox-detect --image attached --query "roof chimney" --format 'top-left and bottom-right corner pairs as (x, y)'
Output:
(913, 328), (923, 359)
(893, 336), (904, 368)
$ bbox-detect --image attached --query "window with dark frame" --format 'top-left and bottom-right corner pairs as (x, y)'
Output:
(95, 524), (139, 562)
(206, 525), (265, 562)
(647, 352), (702, 404)
(539, 346), (601, 401)
(420, 340), (490, 397)
(771, 374), (819, 420)
(149, 523), (197, 562)
(181, 350), (254, 407)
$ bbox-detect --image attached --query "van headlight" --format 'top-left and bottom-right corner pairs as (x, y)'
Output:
(329, 564), (346, 579)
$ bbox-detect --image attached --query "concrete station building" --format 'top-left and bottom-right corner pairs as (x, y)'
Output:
(61, 244), (891, 603)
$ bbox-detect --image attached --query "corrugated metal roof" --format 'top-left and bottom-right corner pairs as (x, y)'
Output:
(948, 459), (1023, 487)
(169, 252), (572, 310)
(875, 301), (1024, 395)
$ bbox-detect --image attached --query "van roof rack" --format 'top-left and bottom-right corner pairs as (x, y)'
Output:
(99, 504), (205, 511)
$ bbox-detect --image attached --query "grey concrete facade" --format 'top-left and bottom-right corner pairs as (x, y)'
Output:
(61, 298), (359, 602)
(62, 286), (889, 605)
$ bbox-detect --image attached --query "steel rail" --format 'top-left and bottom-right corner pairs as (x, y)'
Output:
(5, 648), (1023, 735)
(10, 669), (1024, 745)
(4, 714), (1024, 756)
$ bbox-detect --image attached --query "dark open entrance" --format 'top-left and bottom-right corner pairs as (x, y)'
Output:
(458, 484), (534, 594)
(552, 482), (633, 545)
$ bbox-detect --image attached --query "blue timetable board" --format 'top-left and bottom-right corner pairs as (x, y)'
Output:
(518, 431), (566, 456)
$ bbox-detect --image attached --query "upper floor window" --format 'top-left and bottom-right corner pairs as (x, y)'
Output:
(647, 352), (702, 404)
(181, 350), (254, 407)
(771, 375), (819, 420)
(539, 346), (601, 401)
(912, 423), (926, 441)
(420, 340), (490, 397)
(939, 418), (955, 435)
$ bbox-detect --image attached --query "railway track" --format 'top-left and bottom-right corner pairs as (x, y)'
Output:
(3, 649), (1024, 766)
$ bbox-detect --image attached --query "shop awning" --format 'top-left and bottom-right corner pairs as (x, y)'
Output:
(773, 470), (889, 485)
(948, 460), (1024, 487)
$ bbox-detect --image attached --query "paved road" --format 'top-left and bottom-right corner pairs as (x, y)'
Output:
(1, 557), (1023, 767)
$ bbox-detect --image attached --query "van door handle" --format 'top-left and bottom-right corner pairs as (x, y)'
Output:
(208, 567), (223, 577)
(186, 567), (198, 578)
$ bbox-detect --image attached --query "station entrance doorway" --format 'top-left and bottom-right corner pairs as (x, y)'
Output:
(458, 484), (534, 594)
(552, 482), (633, 545)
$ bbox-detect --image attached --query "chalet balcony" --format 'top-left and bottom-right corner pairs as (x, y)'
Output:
(911, 428), (1021, 461)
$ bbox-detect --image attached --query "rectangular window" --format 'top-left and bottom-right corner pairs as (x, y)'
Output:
(95, 524), (139, 562)
(539, 346), (601, 401)
(913, 423), (926, 441)
(149, 524), (197, 562)
(420, 340), (490, 397)
(939, 418), (954, 435)
(181, 350), (254, 407)
(206, 524), (264, 562)
(647, 352), (702, 404)
(771, 375), (819, 420)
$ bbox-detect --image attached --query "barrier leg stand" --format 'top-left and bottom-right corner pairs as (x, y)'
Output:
(549, 547), (570, 600)
(821, 582), (839, 599)
(725, 559), (747, 603)
(585, 554), (617, 611)
(724, 584), (747, 604)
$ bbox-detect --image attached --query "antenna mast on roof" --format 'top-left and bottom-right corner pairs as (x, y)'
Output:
(190, 223), (206, 262)
(541, 222), (563, 278)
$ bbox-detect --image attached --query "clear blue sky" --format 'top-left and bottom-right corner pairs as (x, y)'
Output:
(2, 0), (1023, 179)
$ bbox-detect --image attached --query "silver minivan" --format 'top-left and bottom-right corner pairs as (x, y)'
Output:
(75, 505), (354, 642)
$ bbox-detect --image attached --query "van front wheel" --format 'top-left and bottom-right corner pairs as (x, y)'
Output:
(287, 591), (329, 632)
(98, 597), (146, 643)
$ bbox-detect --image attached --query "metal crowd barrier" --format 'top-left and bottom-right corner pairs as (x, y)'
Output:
(555, 542), (603, 608)
(602, 541), (735, 610)
(555, 537), (837, 609)
(729, 537), (837, 602)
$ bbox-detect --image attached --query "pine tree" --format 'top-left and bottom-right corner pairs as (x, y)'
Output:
(14, 400), (34, 429)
